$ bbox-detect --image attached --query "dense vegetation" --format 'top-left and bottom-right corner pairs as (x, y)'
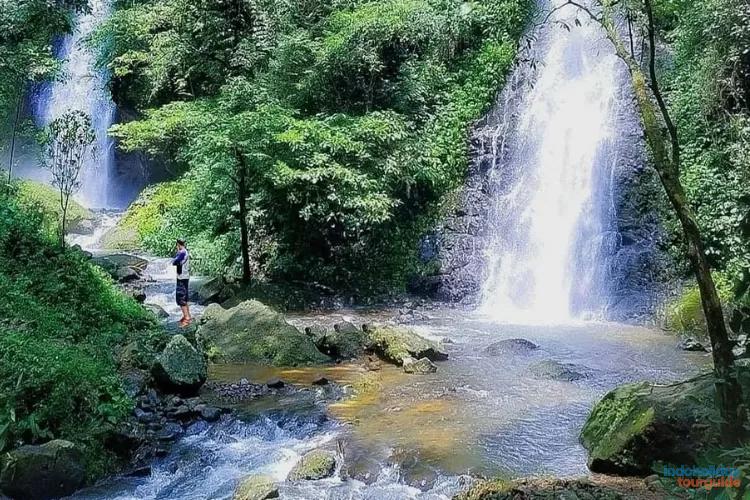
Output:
(92, 0), (532, 292)
(654, 0), (750, 331)
(0, 186), (159, 478)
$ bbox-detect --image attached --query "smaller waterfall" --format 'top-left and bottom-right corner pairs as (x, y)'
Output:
(479, 1), (628, 324)
(35, 0), (116, 209)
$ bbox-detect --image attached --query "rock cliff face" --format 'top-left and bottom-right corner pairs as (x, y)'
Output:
(412, 44), (674, 322)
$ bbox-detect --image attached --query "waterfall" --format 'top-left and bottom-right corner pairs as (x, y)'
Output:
(478, 1), (637, 324)
(34, 0), (116, 209)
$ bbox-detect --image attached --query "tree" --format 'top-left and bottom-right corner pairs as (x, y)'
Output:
(549, 0), (747, 445)
(42, 110), (95, 247)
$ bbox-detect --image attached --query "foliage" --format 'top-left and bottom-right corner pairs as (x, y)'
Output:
(41, 110), (96, 245)
(0, 187), (158, 478)
(99, 0), (532, 291)
(16, 180), (92, 236)
(658, 0), (750, 288)
(665, 275), (735, 337)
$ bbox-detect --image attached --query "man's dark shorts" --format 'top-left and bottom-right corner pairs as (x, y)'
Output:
(176, 279), (190, 306)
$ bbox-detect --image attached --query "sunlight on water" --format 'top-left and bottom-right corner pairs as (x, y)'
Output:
(480, 1), (623, 324)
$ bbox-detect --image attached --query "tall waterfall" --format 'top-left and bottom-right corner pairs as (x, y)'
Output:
(479, 1), (635, 323)
(35, 0), (116, 209)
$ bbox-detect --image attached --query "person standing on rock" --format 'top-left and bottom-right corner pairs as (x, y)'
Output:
(173, 238), (192, 327)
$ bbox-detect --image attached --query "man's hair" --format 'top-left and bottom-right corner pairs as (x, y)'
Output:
(176, 238), (186, 246)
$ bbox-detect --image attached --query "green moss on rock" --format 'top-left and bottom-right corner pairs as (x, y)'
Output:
(197, 300), (330, 366)
(287, 450), (337, 481)
(152, 334), (207, 394)
(366, 326), (448, 365)
(580, 369), (750, 475)
(232, 474), (279, 500)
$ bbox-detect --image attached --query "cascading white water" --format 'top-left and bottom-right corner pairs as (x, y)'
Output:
(479, 1), (626, 324)
(36, 0), (116, 208)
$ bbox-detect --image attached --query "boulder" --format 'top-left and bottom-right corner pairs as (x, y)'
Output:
(580, 368), (750, 475)
(0, 440), (85, 500)
(314, 321), (369, 360)
(454, 477), (647, 500)
(71, 218), (95, 235)
(195, 277), (225, 305)
(116, 266), (141, 282)
(366, 326), (448, 365)
(92, 253), (148, 275)
(152, 335), (207, 395)
(144, 303), (170, 319)
(197, 301), (330, 365)
(233, 474), (279, 500)
(485, 338), (538, 355)
(529, 360), (585, 381)
(680, 337), (707, 352)
(287, 449), (337, 481)
(403, 356), (437, 374)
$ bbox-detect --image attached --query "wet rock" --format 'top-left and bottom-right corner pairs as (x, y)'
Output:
(92, 253), (148, 277)
(680, 337), (707, 352)
(485, 338), (538, 355)
(157, 422), (184, 441)
(127, 466), (152, 478)
(287, 449), (337, 481)
(366, 326), (448, 365)
(195, 404), (222, 422)
(266, 378), (285, 389)
(454, 477), (639, 499)
(71, 218), (95, 235)
(131, 290), (147, 303)
(144, 303), (170, 319)
(403, 356), (437, 374)
(122, 369), (148, 398)
(197, 301), (330, 365)
(233, 474), (279, 500)
(134, 407), (156, 424)
(117, 266), (141, 282)
(0, 440), (85, 500)
(580, 368), (750, 475)
(529, 360), (585, 381)
(151, 335), (207, 395)
(312, 375), (330, 386)
(196, 277), (225, 305)
(314, 321), (369, 360)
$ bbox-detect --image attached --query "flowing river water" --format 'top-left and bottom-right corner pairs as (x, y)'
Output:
(68, 217), (708, 499)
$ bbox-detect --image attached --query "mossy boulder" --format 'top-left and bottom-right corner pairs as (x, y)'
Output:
(152, 335), (207, 395)
(313, 321), (369, 360)
(366, 326), (448, 365)
(232, 474), (279, 500)
(455, 477), (638, 500)
(403, 356), (437, 374)
(287, 449), (337, 481)
(0, 440), (85, 500)
(197, 301), (330, 366)
(580, 368), (750, 475)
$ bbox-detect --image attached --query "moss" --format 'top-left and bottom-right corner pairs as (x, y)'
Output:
(197, 301), (330, 366)
(664, 278), (735, 337)
(366, 326), (447, 365)
(17, 180), (92, 235)
(287, 450), (336, 481)
(232, 474), (278, 500)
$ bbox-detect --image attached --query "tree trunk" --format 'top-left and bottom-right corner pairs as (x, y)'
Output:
(595, 0), (746, 444)
(60, 190), (68, 249)
(235, 153), (252, 284)
(7, 96), (21, 185)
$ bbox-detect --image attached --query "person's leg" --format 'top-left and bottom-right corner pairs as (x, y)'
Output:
(184, 280), (191, 322)
(176, 280), (188, 323)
